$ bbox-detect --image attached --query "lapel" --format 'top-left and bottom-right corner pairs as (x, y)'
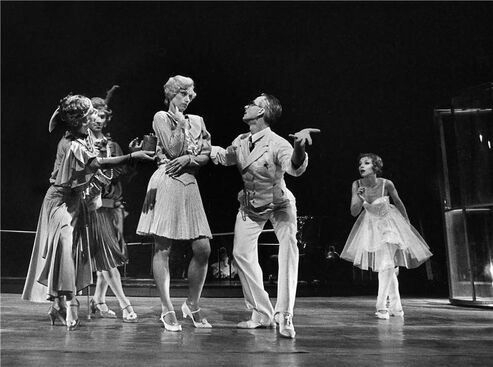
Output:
(241, 132), (270, 171)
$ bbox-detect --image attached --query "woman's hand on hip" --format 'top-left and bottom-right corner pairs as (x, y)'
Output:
(165, 155), (191, 177)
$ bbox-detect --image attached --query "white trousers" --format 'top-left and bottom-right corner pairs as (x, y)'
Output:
(376, 267), (403, 312)
(232, 203), (299, 323)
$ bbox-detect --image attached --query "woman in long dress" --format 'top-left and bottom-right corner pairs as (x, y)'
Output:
(137, 75), (212, 331)
(22, 94), (154, 330)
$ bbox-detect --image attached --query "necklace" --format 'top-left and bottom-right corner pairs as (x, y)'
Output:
(99, 140), (114, 180)
(75, 137), (94, 153)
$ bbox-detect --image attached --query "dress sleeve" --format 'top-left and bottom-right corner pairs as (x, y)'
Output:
(54, 140), (99, 188)
(153, 111), (184, 159)
(108, 141), (126, 180)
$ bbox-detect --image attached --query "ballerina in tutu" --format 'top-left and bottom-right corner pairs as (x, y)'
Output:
(340, 153), (432, 319)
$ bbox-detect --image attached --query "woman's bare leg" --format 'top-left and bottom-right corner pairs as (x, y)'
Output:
(186, 238), (211, 311)
(93, 271), (108, 304)
(153, 236), (177, 323)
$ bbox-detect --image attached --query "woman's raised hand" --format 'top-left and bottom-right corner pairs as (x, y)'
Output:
(129, 137), (143, 152)
(289, 128), (321, 147)
(169, 103), (186, 127)
(357, 186), (366, 201)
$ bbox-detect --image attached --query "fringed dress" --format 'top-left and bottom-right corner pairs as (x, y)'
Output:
(137, 111), (212, 240)
(341, 179), (433, 272)
(22, 133), (98, 302)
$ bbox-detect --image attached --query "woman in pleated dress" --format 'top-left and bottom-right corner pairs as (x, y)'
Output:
(137, 75), (212, 331)
(341, 153), (433, 319)
(87, 93), (138, 322)
(22, 94), (154, 330)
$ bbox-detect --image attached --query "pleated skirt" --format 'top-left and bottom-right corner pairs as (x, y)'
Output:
(137, 166), (212, 240)
(22, 186), (93, 302)
(88, 207), (128, 271)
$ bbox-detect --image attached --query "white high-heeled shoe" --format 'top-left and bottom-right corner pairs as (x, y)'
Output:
(275, 312), (296, 339)
(90, 299), (117, 319)
(122, 304), (138, 323)
(160, 310), (182, 332)
(181, 302), (212, 328)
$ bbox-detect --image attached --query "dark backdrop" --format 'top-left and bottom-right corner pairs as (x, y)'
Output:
(2, 2), (493, 285)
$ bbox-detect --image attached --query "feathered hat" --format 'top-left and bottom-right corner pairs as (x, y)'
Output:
(91, 85), (120, 121)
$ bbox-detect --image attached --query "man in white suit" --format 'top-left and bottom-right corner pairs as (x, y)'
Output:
(211, 93), (319, 338)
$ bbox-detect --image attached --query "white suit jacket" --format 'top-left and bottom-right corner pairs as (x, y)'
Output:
(211, 127), (308, 211)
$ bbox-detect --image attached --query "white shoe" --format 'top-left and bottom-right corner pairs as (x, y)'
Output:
(390, 310), (404, 317)
(275, 313), (296, 339)
(160, 310), (182, 332)
(237, 319), (275, 329)
(375, 310), (390, 320)
(181, 302), (212, 328)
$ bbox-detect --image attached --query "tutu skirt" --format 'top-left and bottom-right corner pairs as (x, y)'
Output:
(137, 165), (212, 240)
(341, 201), (432, 272)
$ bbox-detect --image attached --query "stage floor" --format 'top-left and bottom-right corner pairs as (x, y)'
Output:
(1, 294), (492, 366)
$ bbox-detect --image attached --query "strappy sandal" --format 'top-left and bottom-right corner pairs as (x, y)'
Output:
(90, 299), (117, 319)
(159, 310), (182, 332)
(67, 299), (81, 331)
(48, 304), (66, 326)
(181, 302), (212, 328)
(122, 304), (138, 323)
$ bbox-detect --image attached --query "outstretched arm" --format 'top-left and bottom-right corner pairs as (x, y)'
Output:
(289, 128), (321, 169)
(210, 133), (239, 167)
(387, 180), (410, 222)
(92, 150), (155, 169)
(350, 181), (365, 217)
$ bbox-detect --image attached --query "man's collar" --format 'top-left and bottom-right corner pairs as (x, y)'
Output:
(251, 127), (271, 143)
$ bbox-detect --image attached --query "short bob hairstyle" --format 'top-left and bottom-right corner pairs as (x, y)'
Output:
(91, 97), (113, 122)
(358, 153), (383, 175)
(163, 75), (196, 107)
(260, 93), (282, 125)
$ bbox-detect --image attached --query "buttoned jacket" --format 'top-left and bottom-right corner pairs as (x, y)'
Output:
(211, 128), (308, 210)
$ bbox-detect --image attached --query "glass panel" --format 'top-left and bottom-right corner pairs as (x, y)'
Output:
(444, 210), (473, 300)
(440, 114), (461, 208)
(444, 208), (493, 303)
(466, 208), (493, 301)
(437, 83), (493, 306)
(451, 110), (493, 207)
